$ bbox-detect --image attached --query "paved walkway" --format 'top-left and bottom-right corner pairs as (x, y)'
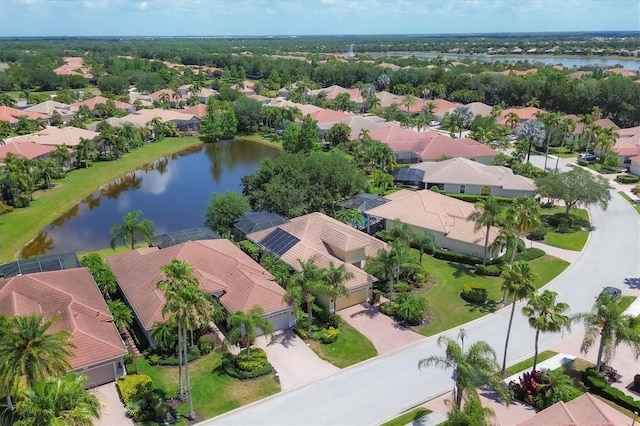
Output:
(528, 240), (582, 263)
(91, 383), (133, 426)
(339, 303), (425, 355)
(256, 329), (339, 392)
(503, 353), (576, 384)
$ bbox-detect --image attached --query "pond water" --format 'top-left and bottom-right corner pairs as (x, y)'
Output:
(373, 53), (640, 70)
(21, 139), (280, 257)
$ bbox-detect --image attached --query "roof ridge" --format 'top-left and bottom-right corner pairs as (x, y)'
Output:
(558, 401), (579, 425)
(584, 392), (615, 424)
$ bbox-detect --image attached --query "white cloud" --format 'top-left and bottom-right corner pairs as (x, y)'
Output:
(139, 1), (147, 10)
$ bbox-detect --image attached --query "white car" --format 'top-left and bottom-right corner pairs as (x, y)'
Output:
(429, 120), (441, 127)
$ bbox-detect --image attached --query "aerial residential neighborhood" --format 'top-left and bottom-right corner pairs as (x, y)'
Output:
(0, 2), (639, 425)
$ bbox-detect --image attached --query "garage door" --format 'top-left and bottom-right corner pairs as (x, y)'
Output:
(81, 363), (116, 388)
(336, 287), (367, 311)
(266, 310), (294, 332)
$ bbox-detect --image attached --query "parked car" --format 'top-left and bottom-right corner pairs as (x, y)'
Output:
(429, 120), (441, 127)
(578, 153), (597, 161)
(599, 286), (622, 300)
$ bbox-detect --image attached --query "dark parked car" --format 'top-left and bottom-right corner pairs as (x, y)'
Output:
(599, 286), (622, 300)
(578, 153), (597, 161)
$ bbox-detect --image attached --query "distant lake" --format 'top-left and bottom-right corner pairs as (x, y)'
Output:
(372, 52), (640, 70)
(21, 140), (280, 257)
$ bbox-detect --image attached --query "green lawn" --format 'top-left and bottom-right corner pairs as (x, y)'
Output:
(130, 353), (280, 420)
(540, 207), (590, 251)
(505, 351), (558, 376)
(418, 252), (569, 336)
(548, 147), (578, 158)
(618, 296), (637, 312)
(307, 325), (377, 368)
(618, 192), (640, 215)
(0, 137), (203, 262)
(1, 86), (102, 100)
(381, 408), (432, 426)
(239, 133), (283, 150)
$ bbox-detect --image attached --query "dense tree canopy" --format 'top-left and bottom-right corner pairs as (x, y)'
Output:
(241, 151), (367, 217)
(204, 191), (251, 236)
(535, 168), (612, 216)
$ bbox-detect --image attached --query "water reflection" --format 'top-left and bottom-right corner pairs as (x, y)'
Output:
(20, 140), (279, 257)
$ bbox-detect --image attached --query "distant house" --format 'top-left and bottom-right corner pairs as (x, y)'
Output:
(561, 114), (619, 143)
(106, 240), (295, 345)
(271, 99), (322, 116)
(71, 96), (135, 114)
(0, 106), (49, 128)
(10, 126), (98, 147)
(0, 141), (56, 164)
(611, 126), (640, 170)
(365, 189), (503, 259)
(497, 107), (547, 126)
(88, 109), (200, 133)
(0, 268), (128, 387)
(392, 157), (536, 197)
(247, 212), (388, 311)
(25, 100), (76, 122)
(248, 94), (272, 106)
(180, 103), (207, 118)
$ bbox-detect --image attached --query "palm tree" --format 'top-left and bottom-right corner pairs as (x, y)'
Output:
(227, 306), (274, 358)
(52, 144), (71, 169)
(369, 170), (394, 195)
(159, 92), (171, 109)
(522, 290), (571, 372)
(500, 261), (537, 375)
(147, 117), (165, 141)
(418, 329), (508, 409)
(151, 320), (177, 353)
(445, 394), (496, 426)
(106, 299), (134, 334)
(323, 262), (354, 313)
(334, 208), (364, 227)
(518, 119), (546, 162)
(535, 112), (561, 170)
(15, 374), (100, 426)
(36, 158), (59, 189)
(110, 210), (155, 250)
(74, 137), (96, 168)
(573, 292), (640, 371)
(452, 107), (473, 138)
(0, 315), (75, 410)
(504, 197), (541, 264)
(504, 112), (520, 131)
(593, 127), (619, 155)
(413, 231), (438, 262)
(288, 258), (325, 334)
(424, 101), (437, 115)
(467, 196), (503, 265)
(402, 94), (416, 113)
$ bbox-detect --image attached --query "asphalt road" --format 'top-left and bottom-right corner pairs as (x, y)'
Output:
(202, 190), (640, 426)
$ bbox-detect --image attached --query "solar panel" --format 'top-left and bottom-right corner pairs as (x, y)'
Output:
(259, 228), (299, 257)
(0, 253), (82, 278)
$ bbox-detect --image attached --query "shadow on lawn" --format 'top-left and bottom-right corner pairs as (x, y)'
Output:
(448, 261), (476, 278)
(465, 300), (498, 314)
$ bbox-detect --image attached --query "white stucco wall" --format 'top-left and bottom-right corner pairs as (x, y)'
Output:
(438, 183), (535, 198)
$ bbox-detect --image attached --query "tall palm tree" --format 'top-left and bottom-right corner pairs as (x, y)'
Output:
(418, 329), (508, 409)
(14, 374), (100, 426)
(74, 137), (96, 168)
(402, 94), (416, 113)
(106, 299), (134, 334)
(500, 261), (537, 375)
(522, 290), (571, 372)
(467, 196), (503, 265)
(0, 315), (75, 410)
(323, 262), (354, 313)
(36, 158), (59, 189)
(151, 320), (177, 353)
(573, 292), (640, 371)
(593, 127), (619, 156)
(505, 197), (541, 264)
(227, 306), (274, 358)
(535, 112), (561, 170)
(504, 112), (520, 132)
(413, 232), (438, 262)
(110, 210), (155, 250)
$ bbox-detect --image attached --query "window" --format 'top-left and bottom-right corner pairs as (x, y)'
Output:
(481, 186), (491, 196)
(459, 185), (466, 194)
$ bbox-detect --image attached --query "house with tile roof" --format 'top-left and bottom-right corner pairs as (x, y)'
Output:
(10, 126), (98, 147)
(180, 103), (208, 118)
(87, 109), (200, 132)
(393, 157), (536, 197)
(611, 126), (640, 172)
(25, 100), (76, 122)
(497, 107), (547, 126)
(247, 212), (388, 311)
(0, 141), (56, 164)
(308, 108), (355, 124)
(106, 239), (294, 345)
(365, 189), (503, 259)
(54, 57), (93, 80)
(71, 95), (135, 113)
(0, 268), (128, 387)
(561, 115), (619, 143)
(0, 106), (49, 127)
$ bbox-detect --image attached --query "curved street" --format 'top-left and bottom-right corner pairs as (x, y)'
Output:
(203, 190), (640, 426)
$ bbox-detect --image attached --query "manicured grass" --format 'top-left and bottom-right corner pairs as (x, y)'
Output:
(548, 147), (578, 158)
(307, 325), (377, 368)
(505, 351), (558, 376)
(2, 86), (102, 100)
(0, 137), (203, 262)
(239, 133), (283, 150)
(618, 192), (640, 215)
(131, 352), (280, 420)
(618, 295), (637, 312)
(381, 407), (432, 426)
(417, 251), (569, 336)
(540, 207), (590, 251)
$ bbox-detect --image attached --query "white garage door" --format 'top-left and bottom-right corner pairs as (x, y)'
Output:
(336, 287), (367, 311)
(267, 310), (293, 332)
(81, 363), (116, 388)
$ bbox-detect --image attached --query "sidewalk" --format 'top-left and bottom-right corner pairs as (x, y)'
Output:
(503, 353), (577, 384)
(527, 240), (582, 263)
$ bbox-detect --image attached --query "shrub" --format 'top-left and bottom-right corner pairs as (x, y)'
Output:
(316, 308), (344, 328)
(631, 183), (640, 195)
(393, 282), (412, 293)
(516, 248), (546, 262)
(0, 201), (14, 215)
(370, 289), (382, 304)
(320, 327), (340, 344)
(395, 294), (428, 325)
(432, 249), (483, 266)
(586, 370), (640, 412)
(461, 283), (488, 304)
(577, 159), (591, 167)
(527, 226), (548, 241)
(221, 352), (274, 379)
(379, 301), (397, 317)
(235, 347), (268, 371)
(199, 335), (216, 354)
(509, 370), (581, 410)
(475, 264), (502, 276)
(238, 240), (261, 260)
(148, 354), (160, 365)
(123, 353), (134, 365)
(616, 174), (640, 184)
(117, 374), (153, 405)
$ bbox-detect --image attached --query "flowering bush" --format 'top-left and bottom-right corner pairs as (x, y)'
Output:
(509, 369), (581, 410)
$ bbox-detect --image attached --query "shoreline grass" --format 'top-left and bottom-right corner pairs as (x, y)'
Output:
(238, 133), (283, 150)
(0, 137), (203, 262)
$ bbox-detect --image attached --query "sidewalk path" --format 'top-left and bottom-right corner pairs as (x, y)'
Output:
(528, 240), (582, 263)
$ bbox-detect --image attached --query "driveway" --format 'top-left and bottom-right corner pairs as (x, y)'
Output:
(90, 382), (133, 426)
(256, 329), (339, 392)
(201, 192), (640, 425)
(339, 303), (424, 355)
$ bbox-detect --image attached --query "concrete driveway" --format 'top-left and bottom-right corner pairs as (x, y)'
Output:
(256, 329), (339, 392)
(90, 382), (133, 426)
(339, 303), (424, 355)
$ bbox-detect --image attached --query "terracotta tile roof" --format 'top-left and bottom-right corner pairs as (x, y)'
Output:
(247, 212), (388, 290)
(365, 189), (500, 246)
(562, 115), (619, 135)
(500, 68), (538, 76)
(498, 107), (547, 124)
(308, 108), (354, 123)
(11, 126), (98, 147)
(25, 100), (75, 115)
(106, 240), (288, 331)
(149, 89), (175, 101)
(568, 70), (593, 79)
(0, 141), (56, 161)
(0, 106), (49, 124)
(428, 98), (463, 114)
(108, 109), (199, 128)
(612, 126), (640, 157)
(411, 157), (536, 191)
(71, 96), (133, 111)
(411, 135), (499, 161)
(375, 91), (405, 109)
(367, 125), (426, 144)
(518, 392), (634, 425)
(180, 104), (208, 118)
(0, 269), (127, 369)
(271, 100), (322, 115)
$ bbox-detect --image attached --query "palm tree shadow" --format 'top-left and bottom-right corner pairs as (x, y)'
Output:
(448, 262), (476, 278)
(465, 301), (497, 314)
(267, 329), (297, 348)
(348, 304), (379, 319)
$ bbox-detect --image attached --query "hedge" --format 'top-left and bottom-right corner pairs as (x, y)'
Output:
(616, 174), (640, 184)
(221, 352), (274, 379)
(461, 283), (488, 304)
(445, 194), (516, 204)
(586, 370), (640, 412)
(475, 264), (502, 276)
(117, 374), (153, 405)
(152, 346), (201, 366)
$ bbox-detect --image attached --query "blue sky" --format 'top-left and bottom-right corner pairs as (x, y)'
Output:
(1, 0), (638, 37)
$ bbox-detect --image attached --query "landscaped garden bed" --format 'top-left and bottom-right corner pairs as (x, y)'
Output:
(537, 206), (590, 251)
